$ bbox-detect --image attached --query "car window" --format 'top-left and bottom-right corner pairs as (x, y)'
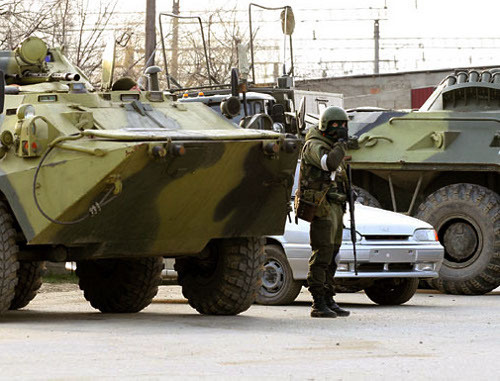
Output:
(209, 101), (258, 126)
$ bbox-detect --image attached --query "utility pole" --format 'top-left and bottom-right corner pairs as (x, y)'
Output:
(171, 0), (180, 81)
(145, 0), (156, 67)
(374, 19), (380, 74)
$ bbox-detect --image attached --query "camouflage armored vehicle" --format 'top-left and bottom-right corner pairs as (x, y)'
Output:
(0, 36), (299, 315)
(347, 69), (500, 295)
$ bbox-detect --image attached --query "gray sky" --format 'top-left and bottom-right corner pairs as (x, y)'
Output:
(115, 0), (500, 79)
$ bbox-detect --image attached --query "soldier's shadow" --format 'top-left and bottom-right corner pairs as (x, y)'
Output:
(290, 300), (444, 309)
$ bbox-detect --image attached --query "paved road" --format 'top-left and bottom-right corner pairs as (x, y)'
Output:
(0, 285), (498, 380)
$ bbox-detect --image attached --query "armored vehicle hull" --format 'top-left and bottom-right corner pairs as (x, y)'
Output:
(347, 70), (500, 295)
(0, 37), (299, 315)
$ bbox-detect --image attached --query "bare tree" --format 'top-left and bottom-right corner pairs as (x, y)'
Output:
(47, 0), (117, 84)
(0, 0), (62, 48)
(206, 8), (244, 85)
(0, 0), (117, 86)
(157, 6), (255, 89)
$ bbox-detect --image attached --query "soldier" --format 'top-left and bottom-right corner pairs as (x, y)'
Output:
(299, 106), (351, 318)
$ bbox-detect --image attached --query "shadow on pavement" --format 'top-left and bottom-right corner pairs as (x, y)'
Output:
(0, 309), (269, 327)
(290, 299), (449, 309)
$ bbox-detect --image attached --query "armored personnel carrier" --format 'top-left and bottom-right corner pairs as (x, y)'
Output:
(0, 37), (299, 315)
(347, 69), (500, 295)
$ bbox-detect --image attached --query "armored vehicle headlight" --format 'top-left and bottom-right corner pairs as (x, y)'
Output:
(16, 104), (35, 119)
(413, 229), (438, 242)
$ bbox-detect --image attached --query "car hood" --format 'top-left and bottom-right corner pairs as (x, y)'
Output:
(347, 204), (433, 236)
(282, 204), (434, 243)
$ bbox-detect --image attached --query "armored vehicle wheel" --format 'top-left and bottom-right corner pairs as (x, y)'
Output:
(255, 244), (302, 305)
(0, 202), (19, 314)
(353, 186), (381, 208)
(364, 278), (419, 305)
(9, 261), (44, 310)
(416, 184), (500, 295)
(76, 257), (163, 313)
(176, 238), (265, 315)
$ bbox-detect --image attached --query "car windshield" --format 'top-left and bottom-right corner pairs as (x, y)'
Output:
(209, 100), (265, 126)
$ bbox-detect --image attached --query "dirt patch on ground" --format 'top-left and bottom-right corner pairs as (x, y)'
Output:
(39, 283), (80, 293)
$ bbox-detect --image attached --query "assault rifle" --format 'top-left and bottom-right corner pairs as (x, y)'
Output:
(346, 163), (358, 276)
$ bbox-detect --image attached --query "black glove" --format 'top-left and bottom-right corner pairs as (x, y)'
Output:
(326, 145), (345, 171)
(347, 136), (359, 150)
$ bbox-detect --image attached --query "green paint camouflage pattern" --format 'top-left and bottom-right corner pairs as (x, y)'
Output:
(346, 69), (500, 294)
(0, 37), (299, 260)
(347, 71), (499, 207)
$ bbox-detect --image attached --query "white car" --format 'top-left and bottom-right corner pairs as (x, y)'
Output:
(257, 204), (444, 305)
(162, 204), (444, 306)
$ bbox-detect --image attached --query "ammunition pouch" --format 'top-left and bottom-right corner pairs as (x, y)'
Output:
(294, 195), (317, 223)
(294, 189), (328, 222)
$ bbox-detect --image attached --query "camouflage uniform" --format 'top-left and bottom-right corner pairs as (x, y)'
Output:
(300, 126), (348, 298)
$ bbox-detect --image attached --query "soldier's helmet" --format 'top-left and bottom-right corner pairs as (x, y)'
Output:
(318, 106), (348, 131)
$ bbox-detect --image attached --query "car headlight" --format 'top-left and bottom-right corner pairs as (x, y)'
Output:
(337, 263), (349, 271)
(413, 229), (438, 242)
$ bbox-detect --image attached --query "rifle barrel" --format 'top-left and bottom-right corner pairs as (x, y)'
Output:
(347, 163), (358, 276)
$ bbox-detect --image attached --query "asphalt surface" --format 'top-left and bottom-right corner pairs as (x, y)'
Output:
(0, 284), (498, 380)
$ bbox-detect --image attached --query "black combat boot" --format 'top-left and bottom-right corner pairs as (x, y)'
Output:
(324, 292), (350, 317)
(311, 292), (337, 318)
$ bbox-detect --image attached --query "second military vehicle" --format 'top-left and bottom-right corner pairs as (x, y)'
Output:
(347, 69), (500, 295)
(0, 36), (299, 316)
(159, 5), (344, 136)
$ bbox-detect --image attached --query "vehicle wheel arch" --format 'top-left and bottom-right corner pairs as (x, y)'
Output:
(256, 241), (303, 305)
(264, 237), (304, 283)
(0, 187), (33, 241)
(421, 171), (499, 199)
(265, 237), (284, 250)
(352, 169), (499, 212)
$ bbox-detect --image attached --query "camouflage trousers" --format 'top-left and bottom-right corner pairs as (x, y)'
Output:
(307, 202), (344, 296)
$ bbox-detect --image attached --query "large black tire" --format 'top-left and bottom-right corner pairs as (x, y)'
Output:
(9, 261), (44, 310)
(176, 238), (265, 315)
(415, 184), (500, 295)
(364, 278), (419, 305)
(0, 202), (19, 314)
(255, 244), (302, 305)
(353, 186), (381, 208)
(76, 257), (163, 313)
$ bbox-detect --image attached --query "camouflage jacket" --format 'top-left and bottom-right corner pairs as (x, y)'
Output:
(299, 126), (348, 208)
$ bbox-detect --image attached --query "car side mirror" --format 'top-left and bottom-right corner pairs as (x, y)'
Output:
(272, 103), (285, 124)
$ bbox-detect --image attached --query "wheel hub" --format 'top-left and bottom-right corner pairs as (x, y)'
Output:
(262, 260), (284, 293)
(442, 221), (478, 262)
